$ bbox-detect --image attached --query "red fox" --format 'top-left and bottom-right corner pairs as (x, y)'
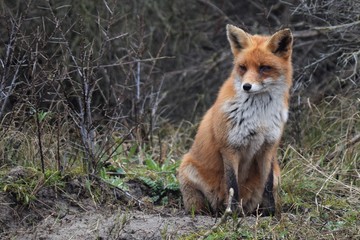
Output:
(178, 25), (293, 216)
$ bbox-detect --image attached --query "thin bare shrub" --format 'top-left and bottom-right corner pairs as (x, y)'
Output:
(0, 0), (168, 173)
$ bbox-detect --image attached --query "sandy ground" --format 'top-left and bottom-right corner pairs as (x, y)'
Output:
(1, 204), (218, 239)
(0, 168), (219, 239)
(0, 167), (259, 239)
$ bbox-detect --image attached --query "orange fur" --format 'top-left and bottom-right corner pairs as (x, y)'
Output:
(178, 25), (293, 216)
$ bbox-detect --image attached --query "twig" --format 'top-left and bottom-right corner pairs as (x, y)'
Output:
(35, 109), (45, 174)
(199, 188), (234, 240)
(313, 20), (360, 32)
(196, 0), (231, 23)
(98, 56), (173, 69)
(89, 173), (145, 209)
(325, 133), (360, 161)
(97, 126), (136, 166)
(294, 20), (360, 38)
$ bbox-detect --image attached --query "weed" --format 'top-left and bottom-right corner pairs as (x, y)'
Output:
(0, 167), (64, 205)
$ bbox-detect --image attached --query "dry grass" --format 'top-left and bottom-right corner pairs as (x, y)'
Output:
(0, 0), (359, 239)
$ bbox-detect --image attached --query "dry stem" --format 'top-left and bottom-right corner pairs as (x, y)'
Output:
(199, 188), (234, 240)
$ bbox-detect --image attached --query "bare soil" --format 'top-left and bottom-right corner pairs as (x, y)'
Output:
(1, 205), (217, 239)
(0, 168), (219, 239)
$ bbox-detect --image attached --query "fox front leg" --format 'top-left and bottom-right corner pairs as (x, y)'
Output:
(260, 164), (275, 216)
(222, 150), (240, 212)
(224, 163), (239, 209)
(260, 159), (281, 217)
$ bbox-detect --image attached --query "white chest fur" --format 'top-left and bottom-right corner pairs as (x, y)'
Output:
(222, 89), (288, 152)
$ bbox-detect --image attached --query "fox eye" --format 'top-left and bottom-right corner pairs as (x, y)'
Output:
(239, 65), (247, 73)
(259, 65), (272, 73)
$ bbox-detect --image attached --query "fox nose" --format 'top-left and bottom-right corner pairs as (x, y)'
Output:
(243, 83), (252, 91)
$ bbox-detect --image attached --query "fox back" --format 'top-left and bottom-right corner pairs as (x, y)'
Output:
(178, 25), (293, 216)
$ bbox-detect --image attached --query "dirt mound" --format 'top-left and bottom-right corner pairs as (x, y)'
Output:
(4, 208), (218, 239)
(0, 168), (218, 239)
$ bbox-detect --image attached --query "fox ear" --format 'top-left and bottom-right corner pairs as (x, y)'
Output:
(226, 24), (250, 55)
(268, 29), (293, 58)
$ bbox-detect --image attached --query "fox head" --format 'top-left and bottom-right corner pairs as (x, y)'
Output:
(226, 25), (293, 94)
